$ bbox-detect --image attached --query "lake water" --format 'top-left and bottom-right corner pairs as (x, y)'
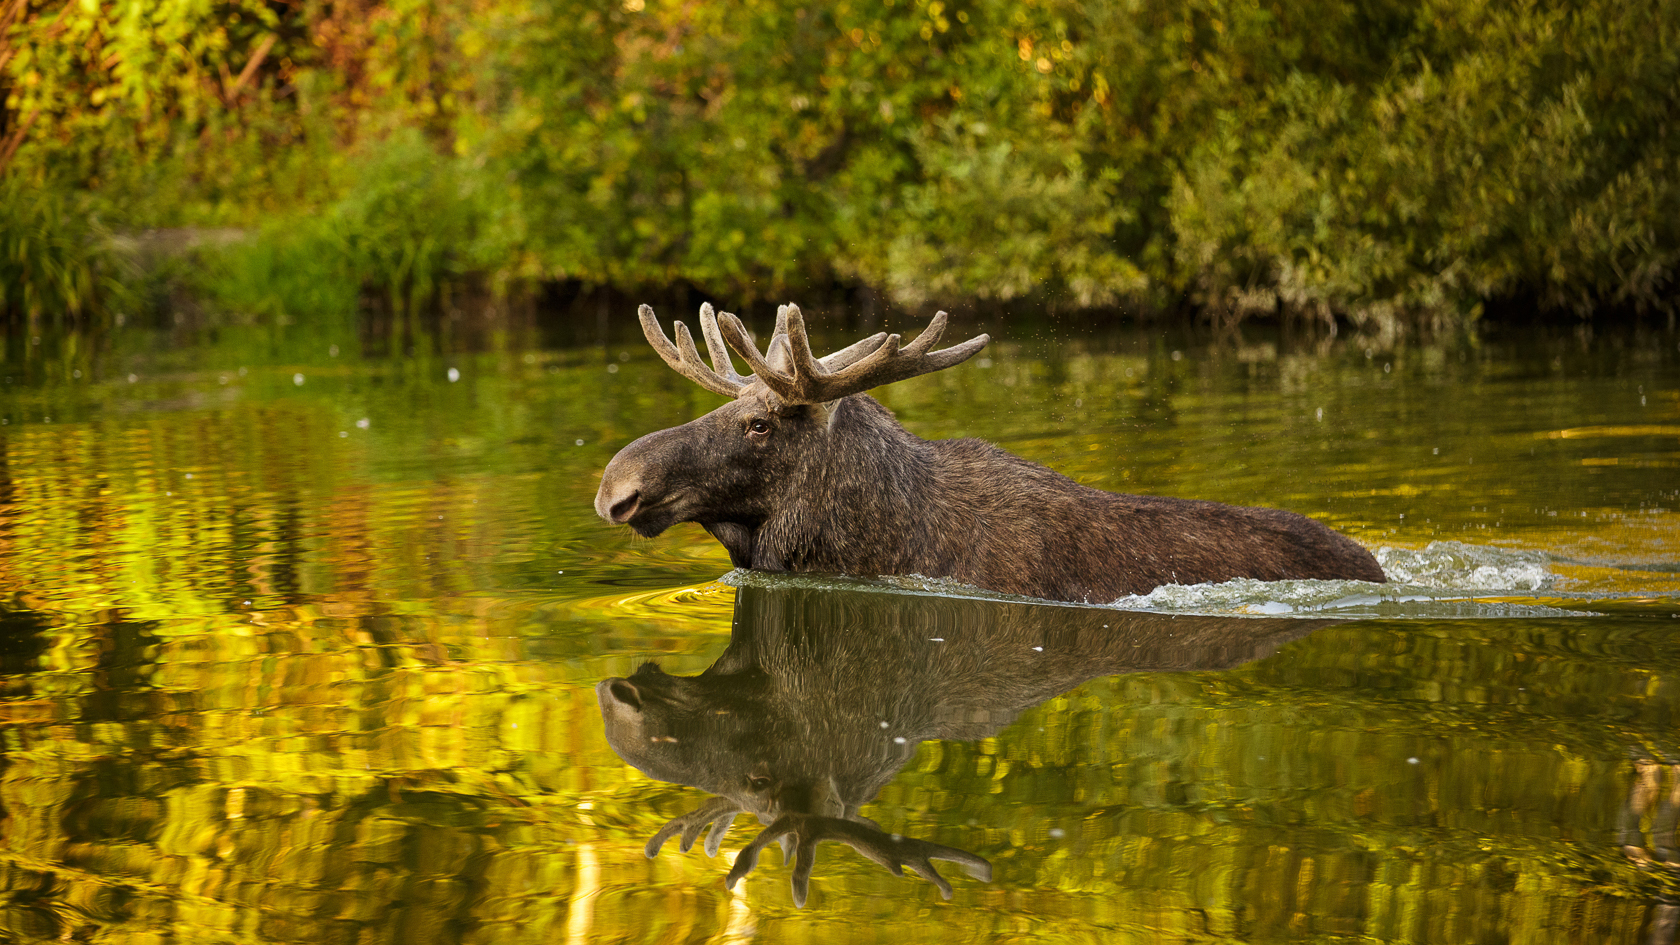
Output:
(1, 310), (1678, 943)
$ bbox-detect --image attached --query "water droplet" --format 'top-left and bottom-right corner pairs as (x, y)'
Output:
(879, 721), (889, 729)
(893, 736), (906, 745)
(339, 431), (348, 438)
(607, 363), (619, 374)
(127, 374), (137, 383)
(356, 418), (370, 429)
(293, 373), (304, 386)
(1031, 646), (1043, 652)
(1048, 827), (1065, 839)
(1315, 407), (1323, 421)
(329, 344), (339, 357)
(447, 367), (460, 382)
(575, 439), (585, 446)
(1407, 757), (1420, 765)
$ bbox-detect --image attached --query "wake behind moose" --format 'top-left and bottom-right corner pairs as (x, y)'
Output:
(595, 303), (1385, 602)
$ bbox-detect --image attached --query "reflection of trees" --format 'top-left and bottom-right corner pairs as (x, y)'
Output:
(601, 584), (1330, 905)
(2, 351), (1680, 938)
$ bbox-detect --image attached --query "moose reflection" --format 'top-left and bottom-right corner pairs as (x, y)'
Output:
(597, 582), (1335, 906)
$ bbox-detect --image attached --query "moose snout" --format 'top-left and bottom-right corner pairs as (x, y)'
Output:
(594, 451), (644, 524)
(597, 484), (641, 524)
(597, 426), (693, 534)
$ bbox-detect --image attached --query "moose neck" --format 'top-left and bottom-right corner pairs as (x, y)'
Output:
(751, 395), (946, 576)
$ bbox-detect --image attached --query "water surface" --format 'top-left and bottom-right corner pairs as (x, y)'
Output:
(1, 313), (1677, 942)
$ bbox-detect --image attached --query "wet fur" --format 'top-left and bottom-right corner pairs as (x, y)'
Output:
(598, 389), (1386, 603)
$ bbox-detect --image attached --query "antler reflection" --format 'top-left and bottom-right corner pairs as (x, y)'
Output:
(645, 797), (991, 908)
(643, 795), (742, 859)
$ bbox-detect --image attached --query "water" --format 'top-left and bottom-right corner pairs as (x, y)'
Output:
(1, 313), (1678, 942)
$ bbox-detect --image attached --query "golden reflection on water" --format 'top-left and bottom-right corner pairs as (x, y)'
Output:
(0, 323), (1676, 941)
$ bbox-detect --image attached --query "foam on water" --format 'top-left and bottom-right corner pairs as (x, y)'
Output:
(1373, 541), (1555, 591)
(720, 541), (1680, 618)
(1111, 541), (1582, 617)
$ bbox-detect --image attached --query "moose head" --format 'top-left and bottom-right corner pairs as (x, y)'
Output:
(596, 303), (1387, 603)
(595, 302), (987, 572)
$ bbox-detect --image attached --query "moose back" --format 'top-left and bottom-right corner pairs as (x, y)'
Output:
(595, 303), (1386, 602)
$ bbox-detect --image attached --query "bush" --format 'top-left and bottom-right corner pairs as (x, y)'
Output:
(200, 132), (506, 319)
(0, 180), (130, 325)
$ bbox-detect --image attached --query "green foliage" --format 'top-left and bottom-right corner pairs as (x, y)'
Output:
(201, 132), (501, 318)
(0, 178), (130, 323)
(1153, 0), (1680, 326)
(4, 0), (1677, 328)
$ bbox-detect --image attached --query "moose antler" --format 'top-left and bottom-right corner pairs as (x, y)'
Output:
(717, 304), (989, 405)
(644, 795), (744, 859)
(724, 813), (992, 908)
(640, 303), (753, 398)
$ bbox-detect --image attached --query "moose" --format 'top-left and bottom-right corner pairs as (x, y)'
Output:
(595, 302), (1386, 602)
(599, 582), (1337, 905)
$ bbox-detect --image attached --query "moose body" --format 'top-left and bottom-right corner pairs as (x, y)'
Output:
(596, 303), (1386, 602)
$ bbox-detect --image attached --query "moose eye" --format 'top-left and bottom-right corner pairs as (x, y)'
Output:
(748, 776), (772, 792)
(748, 418), (771, 436)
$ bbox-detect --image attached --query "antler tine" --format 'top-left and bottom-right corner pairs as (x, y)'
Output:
(645, 796), (744, 859)
(716, 306), (985, 405)
(901, 310), (949, 356)
(826, 311), (988, 389)
(724, 814), (991, 908)
(779, 304), (843, 402)
(847, 829), (992, 900)
(718, 311), (778, 382)
(697, 303), (745, 387)
(818, 331), (890, 371)
(638, 304), (750, 399)
(724, 815), (816, 906)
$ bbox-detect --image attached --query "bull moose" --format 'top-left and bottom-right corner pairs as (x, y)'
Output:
(599, 582), (1336, 905)
(595, 303), (1386, 602)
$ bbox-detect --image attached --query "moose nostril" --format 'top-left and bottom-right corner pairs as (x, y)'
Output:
(609, 492), (641, 523)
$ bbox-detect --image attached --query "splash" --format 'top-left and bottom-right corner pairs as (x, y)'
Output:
(720, 542), (1667, 618)
(1374, 541), (1555, 591)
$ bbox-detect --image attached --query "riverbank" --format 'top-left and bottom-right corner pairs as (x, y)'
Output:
(4, 0), (1675, 336)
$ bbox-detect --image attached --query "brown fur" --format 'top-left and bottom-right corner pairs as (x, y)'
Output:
(596, 385), (1387, 603)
